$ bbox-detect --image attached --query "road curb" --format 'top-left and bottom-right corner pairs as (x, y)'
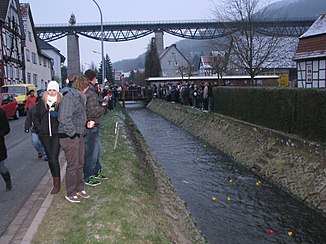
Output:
(0, 154), (66, 244)
(21, 161), (66, 244)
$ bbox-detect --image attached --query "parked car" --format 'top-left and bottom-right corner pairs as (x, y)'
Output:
(0, 84), (37, 115)
(0, 93), (19, 119)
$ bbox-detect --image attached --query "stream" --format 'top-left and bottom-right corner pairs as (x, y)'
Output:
(126, 102), (326, 243)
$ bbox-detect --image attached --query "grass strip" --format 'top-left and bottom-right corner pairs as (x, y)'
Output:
(32, 104), (205, 243)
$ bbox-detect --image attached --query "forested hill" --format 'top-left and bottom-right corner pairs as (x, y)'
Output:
(112, 0), (326, 72)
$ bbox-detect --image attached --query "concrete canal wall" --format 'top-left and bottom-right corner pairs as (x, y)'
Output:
(147, 98), (326, 214)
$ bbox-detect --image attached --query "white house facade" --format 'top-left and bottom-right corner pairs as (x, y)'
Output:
(160, 44), (191, 77)
(20, 3), (52, 90)
(37, 37), (65, 85)
(294, 14), (326, 88)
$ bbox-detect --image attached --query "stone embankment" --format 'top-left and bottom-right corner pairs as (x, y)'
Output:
(147, 98), (326, 214)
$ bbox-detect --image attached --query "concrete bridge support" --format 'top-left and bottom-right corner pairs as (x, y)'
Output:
(67, 32), (81, 76)
(155, 31), (164, 55)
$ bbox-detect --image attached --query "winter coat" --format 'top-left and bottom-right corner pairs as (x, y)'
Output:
(85, 83), (105, 127)
(25, 95), (37, 109)
(0, 108), (10, 161)
(33, 100), (59, 137)
(24, 105), (39, 133)
(58, 88), (87, 138)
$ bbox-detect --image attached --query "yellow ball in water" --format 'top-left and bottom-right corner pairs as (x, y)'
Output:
(227, 197), (231, 201)
(256, 181), (261, 186)
(212, 197), (216, 201)
(288, 231), (293, 237)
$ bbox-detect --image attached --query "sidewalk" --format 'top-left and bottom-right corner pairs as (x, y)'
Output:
(0, 154), (66, 244)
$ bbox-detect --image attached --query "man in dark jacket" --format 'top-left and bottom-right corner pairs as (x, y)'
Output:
(83, 69), (108, 186)
(58, 75), (90, 203)
(0, 108), (12, 191)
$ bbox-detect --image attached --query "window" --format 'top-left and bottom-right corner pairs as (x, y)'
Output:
(28, 31), (32, 42)
(32, 52), (37, 64)
(10, 66), (14, 79)
(33, 74), (38, 86)
(306, 64), (312, 84)
(27, 73), (31, 83)
(26, 49), (30, 62)
(39, 55), (42, 65)
(43, 57), (46, 67)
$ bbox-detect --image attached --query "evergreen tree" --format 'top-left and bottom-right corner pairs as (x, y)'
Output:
(129, 70), (136, 83)
(98, 54), (114, 84)
(144, 38), (162, 78)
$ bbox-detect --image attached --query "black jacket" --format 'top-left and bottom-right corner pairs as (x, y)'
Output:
(33, 100), (59, 137)
(0, 108), (10, 161)
(24, 106), (39, 133)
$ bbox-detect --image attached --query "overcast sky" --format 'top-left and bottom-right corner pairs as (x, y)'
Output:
(20, 0), (217, 69)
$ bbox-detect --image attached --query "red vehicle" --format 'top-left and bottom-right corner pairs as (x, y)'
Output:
(0, 93), (19, 119)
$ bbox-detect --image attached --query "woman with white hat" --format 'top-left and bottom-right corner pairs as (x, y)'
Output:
(33, 81), (63, 194)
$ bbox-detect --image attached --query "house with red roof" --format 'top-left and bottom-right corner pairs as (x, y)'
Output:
(294, 14), (326, 88)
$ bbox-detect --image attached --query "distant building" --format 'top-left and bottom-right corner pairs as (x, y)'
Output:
(20, 3), (53, 90)
(294, 14), (326, 88)
(198, 56), (214, 76)
(37, 37), (65, 85)
(198, 51), (228, 76)
(0, 0), (25, 86)
(159, 44), (191, 77)
(199, 38), (298, 87)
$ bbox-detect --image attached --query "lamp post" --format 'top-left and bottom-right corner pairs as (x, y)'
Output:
(91, 0), (105, 83)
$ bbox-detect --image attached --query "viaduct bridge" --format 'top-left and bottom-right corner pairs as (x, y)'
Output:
(34, 18), (315, 76)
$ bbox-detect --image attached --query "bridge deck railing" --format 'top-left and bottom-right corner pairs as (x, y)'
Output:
(118, 89), (153, 101)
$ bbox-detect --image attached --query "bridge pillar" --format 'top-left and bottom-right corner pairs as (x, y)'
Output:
(67, 32), (81, 76)
(155, 31), (164, 55)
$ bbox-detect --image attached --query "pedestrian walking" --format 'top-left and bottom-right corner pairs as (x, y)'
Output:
(83, 69), (108, 187)
(34, 81), (62, 194)
(58, 75), (91, 203)
(0, 108), (12, 191)
(24, 89), (37, 113)
(24, 99), (47, 161)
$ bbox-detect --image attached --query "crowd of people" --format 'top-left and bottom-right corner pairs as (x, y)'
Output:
(1, 75), (214, 200)
(2, 69), (111, 204)
(151, 81), (214, 110)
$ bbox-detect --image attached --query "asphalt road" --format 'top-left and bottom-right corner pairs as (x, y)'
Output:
(0, 116), (49, 236)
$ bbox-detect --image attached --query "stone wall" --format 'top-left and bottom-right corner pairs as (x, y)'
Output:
(147, 98), (326, 214)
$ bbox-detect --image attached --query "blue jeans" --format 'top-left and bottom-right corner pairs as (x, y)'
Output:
(0, 160), (9, 174)
(31, 133), (46, 158)
(84, 127), (102, 181)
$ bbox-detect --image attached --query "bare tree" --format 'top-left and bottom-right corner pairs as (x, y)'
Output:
(177, 66), (186, 81)
(209, 51), (229, 85)
(212, 0), (280, 85)
(178, 65), (194, 82)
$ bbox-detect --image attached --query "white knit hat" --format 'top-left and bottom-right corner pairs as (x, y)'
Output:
(47, 81), (59, 92)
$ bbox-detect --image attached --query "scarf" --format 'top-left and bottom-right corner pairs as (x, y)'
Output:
(47, 95), (57, 108)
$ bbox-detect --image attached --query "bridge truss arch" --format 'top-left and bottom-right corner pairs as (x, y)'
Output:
(35, 18), (315, 42)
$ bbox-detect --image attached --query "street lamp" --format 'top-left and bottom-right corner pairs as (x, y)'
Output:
(91, 0), (105, 83)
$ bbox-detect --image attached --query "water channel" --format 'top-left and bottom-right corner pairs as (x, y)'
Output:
(126, 102), (326, 243)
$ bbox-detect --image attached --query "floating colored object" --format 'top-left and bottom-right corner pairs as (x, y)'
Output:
(268, 229), (274, 234)
(256, 181), (261, 186)
(212, 197), (216, 201)
(229, 179), (233, 183)
(227, 197), (231, 201)
(288, 231), (293, 237)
